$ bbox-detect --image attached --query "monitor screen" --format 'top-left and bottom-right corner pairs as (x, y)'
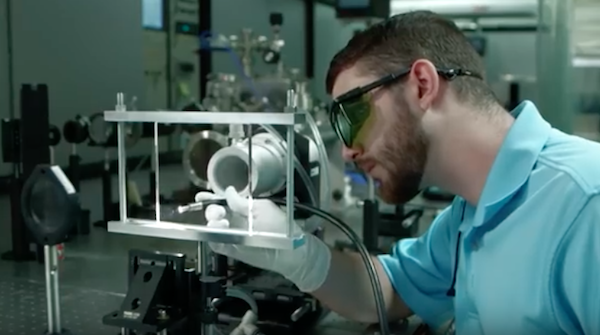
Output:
(143, 0), (164, 30)
(337, 0), (370, 9)
(336, 0), (388, 19)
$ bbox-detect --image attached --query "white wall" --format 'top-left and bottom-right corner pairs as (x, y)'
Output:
(314, 3), (366, 100)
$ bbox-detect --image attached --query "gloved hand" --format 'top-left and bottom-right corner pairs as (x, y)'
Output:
(195, 186), (331, 292)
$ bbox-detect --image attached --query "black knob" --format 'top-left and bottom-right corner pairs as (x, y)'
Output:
(270, 12), (283, 26)
(48, 124), (62, 147)
(63, 116), (89, 144)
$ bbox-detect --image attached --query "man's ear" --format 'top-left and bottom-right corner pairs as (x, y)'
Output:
(407, 59), (441, 111)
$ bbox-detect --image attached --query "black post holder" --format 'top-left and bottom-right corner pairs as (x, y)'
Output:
(1, 84), (53, 262)
(103, 250), (192, 333)
(103, 248), (322, 335)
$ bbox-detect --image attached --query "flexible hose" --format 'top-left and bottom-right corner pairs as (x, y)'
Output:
(267, 199), (391, 335)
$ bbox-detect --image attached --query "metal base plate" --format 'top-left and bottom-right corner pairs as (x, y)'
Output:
(108, 219), (305, 249)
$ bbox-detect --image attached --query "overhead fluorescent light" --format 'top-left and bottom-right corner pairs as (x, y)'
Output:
(390, 0), (538, 18)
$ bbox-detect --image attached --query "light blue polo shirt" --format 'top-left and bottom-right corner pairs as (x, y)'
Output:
(379, 101), (600, 335)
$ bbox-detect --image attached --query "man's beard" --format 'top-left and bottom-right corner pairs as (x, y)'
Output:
(377, 110), (429, 204)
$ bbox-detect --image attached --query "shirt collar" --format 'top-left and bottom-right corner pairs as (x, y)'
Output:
(472, 101), (552, 227)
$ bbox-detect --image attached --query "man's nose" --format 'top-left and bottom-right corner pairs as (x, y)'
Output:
(341, 146), (362, 162)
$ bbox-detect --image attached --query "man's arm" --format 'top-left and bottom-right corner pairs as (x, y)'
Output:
(551, 195), (600, 335)
(312, 251), (411, 323)
(311, 205), (459, 327)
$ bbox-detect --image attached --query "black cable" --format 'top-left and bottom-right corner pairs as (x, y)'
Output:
(445, 231), (461, 297)
(446, 202), (466, 297)
(194, 197), (391, 335)
(270, 199), (391, 335)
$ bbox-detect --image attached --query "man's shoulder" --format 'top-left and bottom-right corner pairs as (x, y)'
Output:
(537, 129), (600, 195)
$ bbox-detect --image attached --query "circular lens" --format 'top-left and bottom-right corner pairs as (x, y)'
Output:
(28, 178), (68, 231)
(88, 113), (112, 144)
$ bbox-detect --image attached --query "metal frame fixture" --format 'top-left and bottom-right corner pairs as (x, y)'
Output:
(103, 91), (305, 249)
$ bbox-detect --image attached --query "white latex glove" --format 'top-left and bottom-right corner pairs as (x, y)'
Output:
(229, 310), (259, 335)
(195, 186), (331, 292)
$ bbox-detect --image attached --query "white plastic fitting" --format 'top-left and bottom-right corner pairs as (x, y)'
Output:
(206, 132), (318, 197)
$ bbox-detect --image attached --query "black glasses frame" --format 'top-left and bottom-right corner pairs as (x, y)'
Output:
(329, 67), (482, 147)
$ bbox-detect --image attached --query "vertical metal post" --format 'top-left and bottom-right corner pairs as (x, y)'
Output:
(367, 176), (375, 200)
(198, 0), (212, 100)
(199, 242), (212, 335)
(285, 90), (296, 238)
(116, 93), (128, 221)
(44, 245), (61, 334)
(303, 0), (315, 79)
(5, 0), (15, 121)
(201, 242), (211, 274)
(247, 121), (254, 233)
(196, 242), (203, 274)
(153, 122), (161, 221)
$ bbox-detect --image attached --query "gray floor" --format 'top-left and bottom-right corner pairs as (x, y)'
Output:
(0, 165), (448, 335)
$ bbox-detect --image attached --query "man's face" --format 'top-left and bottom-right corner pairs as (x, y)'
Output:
(332, 67), (429, 204)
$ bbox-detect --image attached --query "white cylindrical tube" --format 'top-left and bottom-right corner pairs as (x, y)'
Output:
(207, 132), (320, 198)
(207, 133), (287, 197)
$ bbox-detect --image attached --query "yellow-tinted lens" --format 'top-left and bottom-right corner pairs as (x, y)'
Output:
(338, 95), (371, 146)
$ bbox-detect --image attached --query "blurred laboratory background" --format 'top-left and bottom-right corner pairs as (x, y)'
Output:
(0, 0), (597, 335)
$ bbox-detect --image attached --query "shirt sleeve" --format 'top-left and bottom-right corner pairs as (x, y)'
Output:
(551, 195), (600, 335)
(377, 204), (458, 328)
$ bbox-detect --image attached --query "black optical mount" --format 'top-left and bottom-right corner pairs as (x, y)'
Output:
(103, 249), (322, 335)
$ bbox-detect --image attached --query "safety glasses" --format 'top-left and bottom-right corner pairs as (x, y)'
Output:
(329, 67), (481, 147)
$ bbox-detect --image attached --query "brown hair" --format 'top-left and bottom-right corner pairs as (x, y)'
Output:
(326, 11), (497, 107)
